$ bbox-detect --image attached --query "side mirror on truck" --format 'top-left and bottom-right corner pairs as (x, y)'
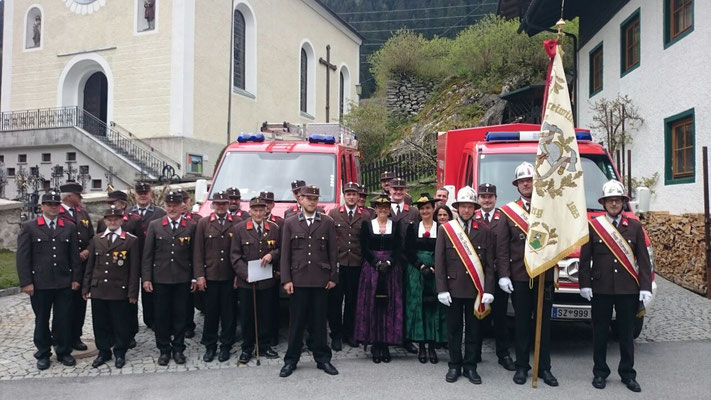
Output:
(194, 179), (209, 204)
(629, 186), (650, 214)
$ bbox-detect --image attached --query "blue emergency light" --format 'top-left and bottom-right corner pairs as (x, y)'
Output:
(485, 130), (593, 142)
(237, 133), (265, 143)
(308, 134), (336, 144)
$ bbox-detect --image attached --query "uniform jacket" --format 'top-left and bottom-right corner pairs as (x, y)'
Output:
(142, 217), (197, 284)
(16, 216), (82, 290)
(59, 205), (95, 254)
(193, 213), (236, 282)
(97, 212), (142, 238)
(579, 216), (652, 295)
(390, 203), (419, 239)
(280, 212), (338, 287)
(495, 200), (553, 282)
(284, 205), (325, 220)
(83, 230), (140, 300)
(474, 208), (502, 276)
(435, 220), (495, 299)
(267, 213), (285, 230)
(328, 205), (367, 267)
(130, 204), (166, 255)
(231, 219), (280, 289)
(229, 209), (249, 222)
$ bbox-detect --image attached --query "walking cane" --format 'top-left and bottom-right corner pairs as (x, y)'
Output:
(252, 282), (261, 366)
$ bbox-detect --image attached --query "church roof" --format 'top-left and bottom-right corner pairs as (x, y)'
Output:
(311, 0), (365, 43)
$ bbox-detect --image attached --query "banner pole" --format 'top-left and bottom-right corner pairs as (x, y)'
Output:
(531, 274), (545, 388)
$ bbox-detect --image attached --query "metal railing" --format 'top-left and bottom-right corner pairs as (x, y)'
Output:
(0, 106), (181, 182)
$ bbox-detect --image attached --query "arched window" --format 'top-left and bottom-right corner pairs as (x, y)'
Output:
(25, 6), (43, 50)
(232, 1), (256, 97)
(233, 10), (246, 90)
(299, 41), (316, 117)
(339, 71), (344, 121)
(339, 65), (351, 121)
(300, 48), (308, 113)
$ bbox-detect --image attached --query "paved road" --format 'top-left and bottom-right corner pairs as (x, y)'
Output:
(1, 276), (710, 399)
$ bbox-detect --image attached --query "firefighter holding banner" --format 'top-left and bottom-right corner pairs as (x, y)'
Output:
(435, 186), (495, 385)
(579, 180), (652, 393)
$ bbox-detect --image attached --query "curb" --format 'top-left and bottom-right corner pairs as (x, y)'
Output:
(0, 287), (20, 297)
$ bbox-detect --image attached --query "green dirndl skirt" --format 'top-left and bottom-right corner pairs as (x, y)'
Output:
(404, 250), (448, 342)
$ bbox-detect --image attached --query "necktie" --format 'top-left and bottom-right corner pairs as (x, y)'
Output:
(49, 221), (55, 230)
(612, 220), (618, 228)
(348, 210), (354, 219)
(464, 221), (470, 235)
(484, 212), (490, 224)
(139, 208), (146, 217)
(172, 221), (178, 232)
(220, 218), (225, 226)
(396, 205), (401, 215)
(257, 225), (263, 236)
(69, 208), (75, 217)
(108, 232), (115, 243)
(307, 218), (313, 226)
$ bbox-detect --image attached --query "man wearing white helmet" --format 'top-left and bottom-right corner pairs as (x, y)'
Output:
(496, 161), (558, 386)
(435, 186), (495, 385)
(578, 180), (652, 393)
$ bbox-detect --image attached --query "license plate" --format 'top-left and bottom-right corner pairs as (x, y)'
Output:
(552, 307), (590, 319)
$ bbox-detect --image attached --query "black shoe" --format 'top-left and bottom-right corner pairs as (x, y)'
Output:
(218, 348), (231, 362)
(173, 351), (186, 364)
(203, 347), (216, 362)
(463, 369), (482, 385)
(57, 354), (76, 366)
(279, 363), (297, 378)
(371, 344), (381, 364)
(71, 340), (88, 351)
(417, 344), (427, 363)
(91, 354), (111, 368)
(513, 369), (527, 385)
(498, 355), (516, 371)
(592, 376), (606, 389)
(428, 345), (438, 364)
(238, 351), (252, 364)
(115, 356), (126, 369)
(157, 353), (171, 366)
(317, 362), (339, 375)
(345, 338), (359, 348)
(331, 338), (342, 352)
(185, 329), (195, 339)
(128, 338), (137, 349)
(382, 346), (391, 363)
(263, 347), (279, 359)
(403, 341), (418, 354)
(538, 370), (559, 387)
(445, 368), (461, 383)
(37, 358), (50, 370)
(622, 378), (641, 392)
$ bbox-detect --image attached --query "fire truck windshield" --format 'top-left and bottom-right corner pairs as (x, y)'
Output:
(211, 152), (336, 202)
(478, 153), (618, 211)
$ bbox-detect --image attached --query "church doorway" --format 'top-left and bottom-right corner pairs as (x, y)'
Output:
(83, 72), (108, 125)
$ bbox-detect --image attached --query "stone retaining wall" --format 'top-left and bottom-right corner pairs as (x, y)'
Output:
(386, 75), (434, 117)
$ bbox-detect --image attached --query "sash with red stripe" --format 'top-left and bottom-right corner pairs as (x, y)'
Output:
(499, 201), (529, 234)
(441, 221), (491, 319)
(589, 216), (639, 285)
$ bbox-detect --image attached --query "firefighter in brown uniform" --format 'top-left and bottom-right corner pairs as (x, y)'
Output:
(579, 180), (652, 393)
(96, 190), (142, 347)
(232, 196), (281, 364)
(496, 162), (558, 386)
(58, 182), (94, 351)
(260, 190), (284, 346)
(142, 191), (197, 365)
(357, 184), (375, 216)
(226, 187), (249, 221)
(279, 185), (339, 378)
(283, 180), (307, 220)
(16, 191), (81, 370)
(473, 183), (515, 371)
(129, 181), (166, 330)
(327, 182), (368, 350)
(82, 205), (140, 369)
(176, 189), (201, 338)
(435, 187), (495, 384)
(193, 191), (237, 362)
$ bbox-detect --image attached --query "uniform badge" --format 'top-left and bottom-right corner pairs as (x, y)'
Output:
(112, 251), (119, 262)
(229, 232), (234, 238)
(117, 260), (124, 266)
(81, 219), (89, 227)
(267, 240), (276, 247)
(179, 237), (185, 245)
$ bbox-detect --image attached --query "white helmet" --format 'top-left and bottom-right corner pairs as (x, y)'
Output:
(452, 186), (480, 209)
(512, 162), (535, 186)
(598, 180), (629, 204)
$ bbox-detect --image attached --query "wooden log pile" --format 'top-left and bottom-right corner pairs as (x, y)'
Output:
(641, 212), (708, 295)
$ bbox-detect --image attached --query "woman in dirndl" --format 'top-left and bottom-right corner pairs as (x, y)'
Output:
(404, 194), (448, 364)
(354, 193), (403, 363)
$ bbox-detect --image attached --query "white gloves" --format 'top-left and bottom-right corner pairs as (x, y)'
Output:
(580, 287), (593, 301)
(481, 293), (494, 304)
(498, 277), (514, 294)
(639, 290), (652, 307)
(437, 292), (452, 307)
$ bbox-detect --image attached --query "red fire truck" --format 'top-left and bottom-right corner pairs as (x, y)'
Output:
(437, 123), (656, 336)
(196, 123), (361, 217)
